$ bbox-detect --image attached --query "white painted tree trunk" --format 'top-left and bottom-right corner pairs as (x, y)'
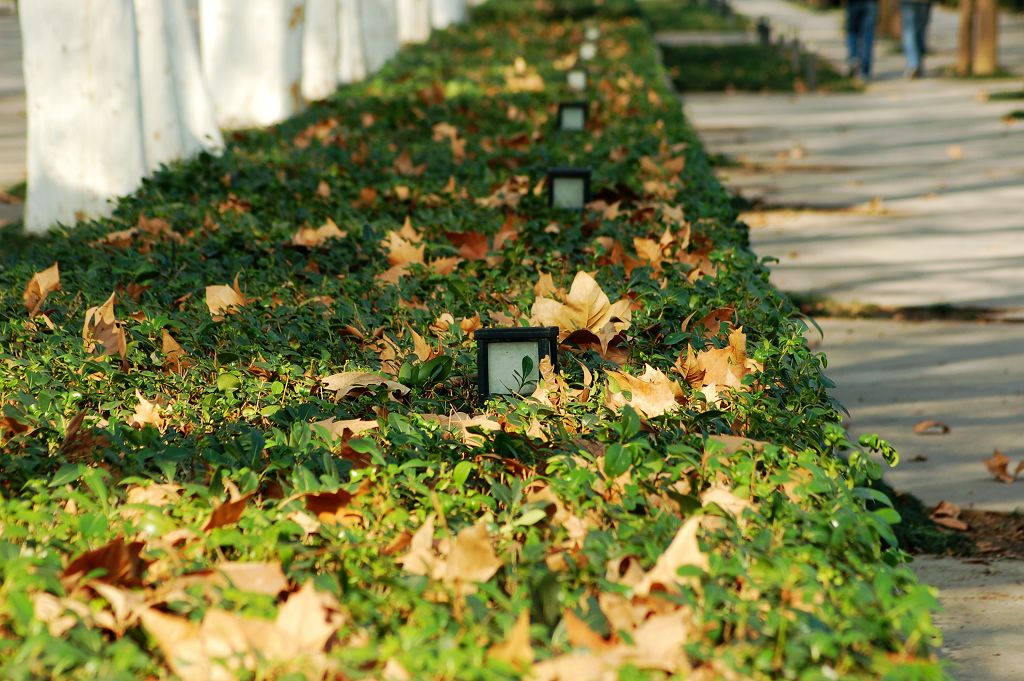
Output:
(20, 0), (147, 233)
(430, 0), (468, 29)
(302, 0), (340, 101)
(199, 0), (306, 129)
(397, 0), (431, 44)
(337, 0), (366, 84)
(360, 0), (400, 75)
(134, 0), (223, 172)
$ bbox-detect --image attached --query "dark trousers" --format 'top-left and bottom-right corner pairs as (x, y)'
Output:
(846, 0), (878, 77)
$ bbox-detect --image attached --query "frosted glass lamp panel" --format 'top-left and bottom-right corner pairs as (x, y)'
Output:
(579, 42), (597, 61)
(487, 342), (540, 395)
(560, 107), (585, 131)
(567, 69), (587, 91)
(585, 26), (600, 41)
(552, 177), (585, 209)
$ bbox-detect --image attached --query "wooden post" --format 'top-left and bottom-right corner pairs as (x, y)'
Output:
(973, 0), (999, 76)
(957, 0), (975, 75)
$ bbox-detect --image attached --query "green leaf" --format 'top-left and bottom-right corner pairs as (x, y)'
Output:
(514, 508), (549, 527)
(604, 443), (631, 478)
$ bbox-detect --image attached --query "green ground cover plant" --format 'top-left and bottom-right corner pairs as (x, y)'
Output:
(0, 0), (945, 678)
(639, 0), (749, 32)
(662, 43), (856, 92)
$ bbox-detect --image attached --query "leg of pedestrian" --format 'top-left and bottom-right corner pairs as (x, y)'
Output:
(860, 1), (878, 78)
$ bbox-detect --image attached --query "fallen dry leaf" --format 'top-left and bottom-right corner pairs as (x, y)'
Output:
(418, 412), (501, 447)
(984, 449), (1024, 483)
(128, 391), (166, 432)
(913, 420), (950, 435)
(205, 275), (246, 321)
(203, 494), (254, 531)
(141, 580), (342, 681)
(676, 327), (761, 402)
(290, 218), (346, 248)
(531, 271), (631, 339)
(82, 292), (127, 358)
(161, 330), (190, 372)
(398, 516), (503, 594)
(488, 610), (534, 668)
(23, 262), (60, 318)
(310, 417), (379, 440)
(930, 500), (968, 531)
(320, 372), (410, 400)
(605, 365), (684, 419)
(446, 521), (502, 583)
(63, 537), (148, 588)
(633, 516), (707, 595)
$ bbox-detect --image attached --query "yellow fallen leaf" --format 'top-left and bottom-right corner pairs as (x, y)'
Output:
(290, 218), (346, 248)
(633, 516), (707, 595)
(530, 271), (632, 341)
(320, 372), (410, 400)
(605, 365), (684, 419)
(128, 391), (166, 432)
(23, 262), (60, 318)
(488, 610), (534, 667)
(205, 275), (246, 321)
(82, 292), (127, 358)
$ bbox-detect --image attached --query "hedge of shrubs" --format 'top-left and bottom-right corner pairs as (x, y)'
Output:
(0, 1), (945, 679)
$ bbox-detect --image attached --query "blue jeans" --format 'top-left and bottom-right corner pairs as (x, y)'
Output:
(846, 0), (878, 77)
(900, 1), (932, 70)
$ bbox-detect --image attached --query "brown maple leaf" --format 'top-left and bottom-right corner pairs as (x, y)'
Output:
(63, 537), (148, 588)
(204, 494), (254, 531)
(205, 275), (246, 321)
(23, 263), (60, 318)
(82, 292), (127, 358)
(605, 365), (685, 419)
(290, 218), (346, 248)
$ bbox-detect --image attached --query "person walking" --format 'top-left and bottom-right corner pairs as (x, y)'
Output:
(900, 0), (933, 78)
(845, 0), (878, 80)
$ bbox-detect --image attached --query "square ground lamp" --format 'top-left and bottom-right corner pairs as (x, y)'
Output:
(579, 41), (597, 61)
(547, 167), (591, 209)
(567, 67), (587, 92)
(475, 326), (559, 402)
(557, 101), (589, 132)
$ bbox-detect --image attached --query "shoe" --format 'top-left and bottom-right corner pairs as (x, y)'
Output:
(904, 66), (922, 79)
(846, 60), (859, 78)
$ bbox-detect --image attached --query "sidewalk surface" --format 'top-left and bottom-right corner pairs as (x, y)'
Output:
(673, 1), (1024, 678)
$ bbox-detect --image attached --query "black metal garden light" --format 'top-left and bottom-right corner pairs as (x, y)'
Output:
(546, 167), (591, 210)
(475, 326), (559, 403)
(566, 66), (587, 92)
(556, 101), (588, 132)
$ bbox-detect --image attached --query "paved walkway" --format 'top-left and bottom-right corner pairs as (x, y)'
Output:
(676, 1), (1024, 678)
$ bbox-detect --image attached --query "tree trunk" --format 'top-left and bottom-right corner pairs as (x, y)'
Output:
(398, 0), (431, 44)
(20, 0), (147, 233)
(134, 0), (223, 172)
(957, 0), (975, 75)
(431, 0), (468, 30)
(878, 0), (901, 39)
(338, 0), (366, 83)
(199, 0), (306, 129)
(973, 0), (999, 75)
(360, 0), (400, 75)
(303, 0), (340, 101)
